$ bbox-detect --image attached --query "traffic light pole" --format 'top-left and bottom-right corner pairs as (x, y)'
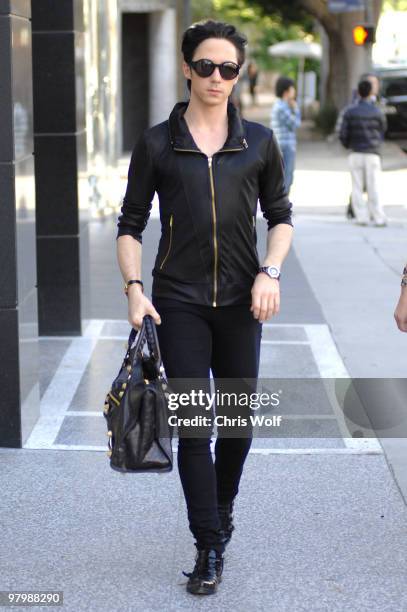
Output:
(364, 0), (374, 71)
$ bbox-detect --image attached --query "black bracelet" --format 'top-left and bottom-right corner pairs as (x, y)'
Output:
(402, 266), (407, 287)
(124, 279), (144, 295)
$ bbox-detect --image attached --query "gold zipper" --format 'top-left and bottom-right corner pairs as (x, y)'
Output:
(171, 141), (247, 307)
(173, 146), (245, 154)
(159, 214), (173, 269)
(108, 392), (120, 407)
(208, 156), (218, 307)
(217, 147), (246, 153)
(217, 138), (248, 153)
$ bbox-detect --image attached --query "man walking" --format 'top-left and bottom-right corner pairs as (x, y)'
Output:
(336, 72), (383, 220)
(270, 76), (301, 194)
(340, 79), (387, 226)
(116, 19), (293, 595)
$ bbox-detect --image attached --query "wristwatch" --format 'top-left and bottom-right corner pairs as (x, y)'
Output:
(259, 265), (281, 280)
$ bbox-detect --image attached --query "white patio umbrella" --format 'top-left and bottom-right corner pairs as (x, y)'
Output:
(268, 40), (322, 111)
(268, 40), (322, 61)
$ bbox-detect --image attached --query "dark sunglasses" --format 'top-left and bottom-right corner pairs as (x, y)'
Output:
(189, 59), (240, 81)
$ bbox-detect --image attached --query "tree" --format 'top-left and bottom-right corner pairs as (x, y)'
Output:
(191, 0), (315, 79)
(255, 0), (384, 110)
(383, 0), (407, 8)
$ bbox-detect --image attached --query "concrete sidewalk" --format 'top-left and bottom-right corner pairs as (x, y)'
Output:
(292, 138), (407, 212)
(1, 446), (406, 612)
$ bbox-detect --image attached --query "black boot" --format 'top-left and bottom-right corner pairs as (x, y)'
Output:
(218, 501), (235, 546)
(182, 548), (224, 595)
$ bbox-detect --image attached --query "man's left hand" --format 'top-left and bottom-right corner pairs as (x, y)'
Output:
(250, 274), (280, 323)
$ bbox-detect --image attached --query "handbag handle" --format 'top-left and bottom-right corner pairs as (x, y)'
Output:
(129, 315), (164, 376)
(144, 315), (162, 367)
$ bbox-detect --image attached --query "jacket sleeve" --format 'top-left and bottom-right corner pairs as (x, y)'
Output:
(116, 130), (155, 243)
(335, 106), (346, 135)
(339, 110), (350, 148)
(258, 132), (293, 230)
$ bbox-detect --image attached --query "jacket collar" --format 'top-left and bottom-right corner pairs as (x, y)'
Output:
(168, 100), (248, 152)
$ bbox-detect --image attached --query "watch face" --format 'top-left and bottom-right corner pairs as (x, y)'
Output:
(267, 266), (280, 277)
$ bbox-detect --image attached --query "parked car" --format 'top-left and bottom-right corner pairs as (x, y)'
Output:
(376, 66), (407, 136)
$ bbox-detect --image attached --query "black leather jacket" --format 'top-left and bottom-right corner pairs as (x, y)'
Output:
(117, 100), (293, 307)
(339, 100), (386, 155)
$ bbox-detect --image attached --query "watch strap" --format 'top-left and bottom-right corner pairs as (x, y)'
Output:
(259, 266), (281, 280)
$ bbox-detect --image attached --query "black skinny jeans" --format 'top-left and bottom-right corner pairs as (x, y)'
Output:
(152, 296), (262, 553)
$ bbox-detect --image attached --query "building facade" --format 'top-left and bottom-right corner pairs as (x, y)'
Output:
(0, 0), (185, 448)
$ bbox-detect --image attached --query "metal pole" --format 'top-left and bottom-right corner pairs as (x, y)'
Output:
(364, 0), (374, 21)
(183, 0), (192, 99)
(364, 0), (374, 71)
(298, 56), (305, 115)
(183, 0), (191, 30)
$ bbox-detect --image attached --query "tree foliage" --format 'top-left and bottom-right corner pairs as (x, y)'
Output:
(191, 0), (317, 79)
(252, 0), (384, 108)
(255, 0), (383, 34)
(248, 0), (311, 24)
(383, 0), (407, 8)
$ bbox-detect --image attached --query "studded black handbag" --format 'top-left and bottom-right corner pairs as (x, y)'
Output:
(103, 315), (173, 473)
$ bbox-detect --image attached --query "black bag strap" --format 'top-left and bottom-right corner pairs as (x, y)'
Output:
(129, 319), (147, 355)
(144, 315), (162, 367)
(130, 315), (164, 376)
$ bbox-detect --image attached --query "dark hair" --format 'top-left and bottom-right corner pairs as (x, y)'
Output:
(358, 79), (373, 98)
(275, 77), (295, 98)
(181, 19), (247, 92)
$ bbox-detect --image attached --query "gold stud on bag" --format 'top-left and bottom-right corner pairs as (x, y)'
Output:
(102, 315), (173, 473)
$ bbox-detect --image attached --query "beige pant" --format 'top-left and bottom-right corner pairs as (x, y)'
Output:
(348, 152), (387, 224)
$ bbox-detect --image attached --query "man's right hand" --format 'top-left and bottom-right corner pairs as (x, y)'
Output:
(127, 286), (161, 330)
(394, 287), (407, 333)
